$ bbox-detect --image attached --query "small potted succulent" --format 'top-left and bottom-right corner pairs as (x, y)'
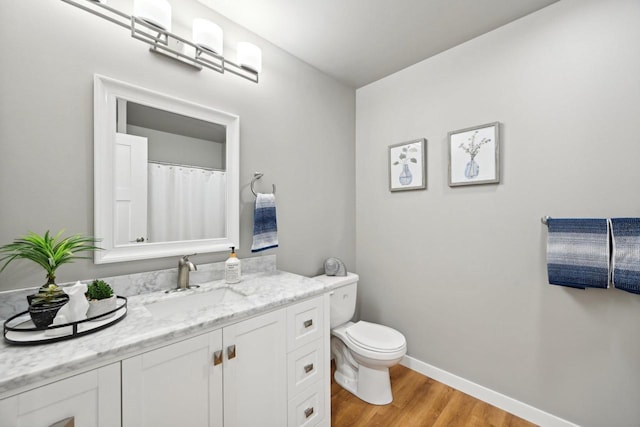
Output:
(86, 279), (116, 320)
(0, 229), (101, 327)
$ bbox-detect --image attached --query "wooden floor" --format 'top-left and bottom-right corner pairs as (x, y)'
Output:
(331, 364), (537, 427)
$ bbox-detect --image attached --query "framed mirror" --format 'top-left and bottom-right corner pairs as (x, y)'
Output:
(94, 74), (239, 263)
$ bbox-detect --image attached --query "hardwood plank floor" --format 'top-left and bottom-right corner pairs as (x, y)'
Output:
(331, 364), (537, 427)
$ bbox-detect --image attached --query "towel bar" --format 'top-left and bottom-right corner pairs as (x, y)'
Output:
(541, 216), (550, 225)
(250, 172), (276, 197)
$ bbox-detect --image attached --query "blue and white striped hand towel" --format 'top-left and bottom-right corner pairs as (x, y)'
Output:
(546, 218), (610, 289)
(610, 218), (640, 294)
(251, 193), (278, 252)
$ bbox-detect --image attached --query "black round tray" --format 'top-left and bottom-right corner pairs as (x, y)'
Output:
(3, 296), (127, 345)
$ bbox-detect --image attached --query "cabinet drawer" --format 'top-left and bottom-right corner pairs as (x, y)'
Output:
(287, 296), (323, 351)
(0, 363), (121, 427)
(287, 339), (324, 398)
(287, 380), (325, 427)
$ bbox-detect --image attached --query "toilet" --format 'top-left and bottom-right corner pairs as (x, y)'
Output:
(313, 273), (407, 405)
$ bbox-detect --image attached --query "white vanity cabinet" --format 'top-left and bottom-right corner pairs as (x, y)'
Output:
(222, 308), (287, 427)
(0, 292), (329, 427)
(286, 295), (330, 427)
(122, 298), (325, 427)
(0, 363), (121, 427)
(121, 330), (224, 427)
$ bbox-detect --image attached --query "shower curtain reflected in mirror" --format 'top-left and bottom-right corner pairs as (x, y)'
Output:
(148, 163), (226, 242)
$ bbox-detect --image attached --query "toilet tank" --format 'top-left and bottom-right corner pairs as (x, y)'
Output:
(313, 273), (358, 328)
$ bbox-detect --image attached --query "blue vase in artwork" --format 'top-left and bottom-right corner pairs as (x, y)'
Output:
(399, 163), (413, 185)
(464, 158), (479, 179)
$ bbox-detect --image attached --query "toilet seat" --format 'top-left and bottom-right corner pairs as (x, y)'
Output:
(345, 321), (406, 353)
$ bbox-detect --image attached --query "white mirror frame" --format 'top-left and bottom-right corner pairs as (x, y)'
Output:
(93, 74), (239, 264)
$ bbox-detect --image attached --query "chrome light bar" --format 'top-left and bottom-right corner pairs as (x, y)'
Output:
(60, 0), (259, 83)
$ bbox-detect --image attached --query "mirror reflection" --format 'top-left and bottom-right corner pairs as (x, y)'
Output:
(115, 101), (227, 245)
(93, 74), (239, 264)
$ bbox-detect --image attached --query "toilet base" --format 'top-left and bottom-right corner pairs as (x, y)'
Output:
(334, 367), (357, 395)
(355, 364), (393, 405)
(331, 336), (394, 405)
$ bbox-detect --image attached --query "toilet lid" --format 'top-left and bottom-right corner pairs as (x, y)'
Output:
(345, 321), (406, 353)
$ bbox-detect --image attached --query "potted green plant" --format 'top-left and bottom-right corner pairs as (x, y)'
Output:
(86, 279), (116, 320)
(0, 229), (101, 327)
(26, 284), (69, 328)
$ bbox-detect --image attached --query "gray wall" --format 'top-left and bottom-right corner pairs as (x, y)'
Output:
(127, 125), (225, 170)
(355, 0), (640, 426)
(0, 0), (355, 290)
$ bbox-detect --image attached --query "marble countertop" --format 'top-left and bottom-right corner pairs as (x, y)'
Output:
(0, 270), (326, 397)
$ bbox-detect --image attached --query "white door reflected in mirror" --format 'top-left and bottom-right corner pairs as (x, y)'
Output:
(114, 133), (148, 246)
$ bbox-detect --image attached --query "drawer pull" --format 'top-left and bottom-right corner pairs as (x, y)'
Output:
(304, 407), (314, 418)
(304, 363), (314, 373)
(303, 319), (313, 328)
(227, 344), (236, 360)
(213, 350), (223, 366)
(50, 417), (75, 427)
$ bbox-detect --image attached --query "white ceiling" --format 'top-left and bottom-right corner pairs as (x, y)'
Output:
(197, 0), (559, 88)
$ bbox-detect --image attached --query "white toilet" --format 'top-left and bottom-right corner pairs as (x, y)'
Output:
(314, 273), (407, 405)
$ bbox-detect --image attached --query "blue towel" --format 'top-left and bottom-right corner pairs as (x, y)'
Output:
(610, 218), (640, 294)
(251, 193), (278, 252)
(546, 218), (610, 289)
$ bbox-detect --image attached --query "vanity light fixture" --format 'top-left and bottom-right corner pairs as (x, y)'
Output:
(62, 0), (261, 83)
(237, 42), (262, 74)
(193, 18), (223, 55)
(134, 0), (172, 32)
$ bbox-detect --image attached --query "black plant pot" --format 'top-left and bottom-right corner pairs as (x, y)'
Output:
(28, 296), (70, 329)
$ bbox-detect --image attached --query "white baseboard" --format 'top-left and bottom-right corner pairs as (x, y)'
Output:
(401, 355), (578, 427)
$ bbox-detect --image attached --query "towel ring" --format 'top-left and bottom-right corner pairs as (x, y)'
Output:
(251, 172), (276, 197)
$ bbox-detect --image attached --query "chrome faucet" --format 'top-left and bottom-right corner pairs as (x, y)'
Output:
(177, 254), (197, 290)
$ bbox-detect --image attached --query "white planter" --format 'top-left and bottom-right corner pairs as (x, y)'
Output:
(87, 295), (117, 321)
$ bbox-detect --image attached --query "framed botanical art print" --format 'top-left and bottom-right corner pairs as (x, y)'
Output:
(448, 122), (500, 187)
(388, 138), (426, 192)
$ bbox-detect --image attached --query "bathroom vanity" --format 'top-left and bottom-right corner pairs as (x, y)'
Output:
(0, 270), (330, 427)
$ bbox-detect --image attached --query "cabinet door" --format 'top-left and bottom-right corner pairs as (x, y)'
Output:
(122, 330), (223, 427)
(0, 363), (121, 427)
(223, 309), (287, 427)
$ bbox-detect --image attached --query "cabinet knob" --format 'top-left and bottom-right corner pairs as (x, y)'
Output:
(227, 344), (236, 360)
(303, 363), (314, 373)
(304, 407), (314, 418)
(303, 319), (313, 328)
(50, 417), (75, 427)
(213, 350), (223, 366)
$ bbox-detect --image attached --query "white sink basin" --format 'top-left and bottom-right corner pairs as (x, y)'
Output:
(145, 287), (244, 319)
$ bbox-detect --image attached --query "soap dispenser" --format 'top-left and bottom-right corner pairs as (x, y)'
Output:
(225, 246), (241, 284)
